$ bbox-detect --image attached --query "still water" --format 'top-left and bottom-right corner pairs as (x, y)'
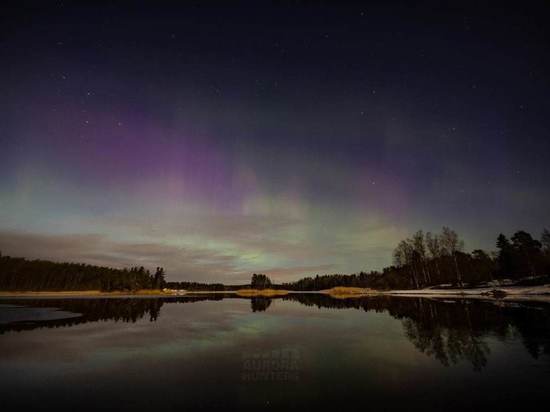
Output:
(1, 295), (549, 410)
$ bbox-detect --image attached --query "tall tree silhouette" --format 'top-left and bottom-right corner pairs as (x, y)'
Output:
(440, 227), (464, 286)
(511, 231), (542, 277)
(251, 274), (272, 289)
(154, 267), (166, 289)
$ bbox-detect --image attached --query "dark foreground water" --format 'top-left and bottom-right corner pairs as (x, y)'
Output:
(1, 294), (549, 411)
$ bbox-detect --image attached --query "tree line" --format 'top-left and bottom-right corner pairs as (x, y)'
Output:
(281, 228), (550, 291)
(0, 253), (166, 291)
(164, 281), (251, 291)
(1, 227), (548, 292)
(165, 274), (273, 291)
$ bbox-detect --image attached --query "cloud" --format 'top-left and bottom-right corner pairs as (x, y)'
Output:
(0, 230), (343, 283)
(0, 231), (244, 282)
(0, 204), (405, 283)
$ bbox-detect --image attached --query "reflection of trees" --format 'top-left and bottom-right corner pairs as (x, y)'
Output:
(2, 294), (550, 371)
(393, 298), (550, 370)
(0, 295), (223, 334)
(282, 294), (550, 370)
(512, 307), (550, 359)
(250, 297), (272, 312)
(402, 318), (489, 371)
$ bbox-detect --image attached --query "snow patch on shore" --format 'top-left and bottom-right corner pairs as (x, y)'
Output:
(386, 284), (550, 302)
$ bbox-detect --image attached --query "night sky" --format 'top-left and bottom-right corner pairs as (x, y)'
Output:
(1, 1), (549, 283)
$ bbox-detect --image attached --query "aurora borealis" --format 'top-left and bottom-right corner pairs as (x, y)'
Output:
(1, 2), (549, 283)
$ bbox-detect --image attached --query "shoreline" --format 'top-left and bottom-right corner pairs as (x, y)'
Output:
(1, 285), (550, 303)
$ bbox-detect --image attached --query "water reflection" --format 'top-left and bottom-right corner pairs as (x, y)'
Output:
(0, 295), (222, 334)
(1, 294), (549, 371)
(250, 297), (272, 312)
(286, 294), (550, 367)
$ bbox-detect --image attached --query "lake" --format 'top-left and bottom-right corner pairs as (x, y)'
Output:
(1, 294), (549, 410)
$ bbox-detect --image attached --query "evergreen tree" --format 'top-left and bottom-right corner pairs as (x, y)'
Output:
(511, 231), (542, 277)
(154, 267), (166, 289)
(496, 234), (515, 277)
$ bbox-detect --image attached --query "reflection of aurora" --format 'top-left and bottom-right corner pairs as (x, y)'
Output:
(1, 295), (549, 370)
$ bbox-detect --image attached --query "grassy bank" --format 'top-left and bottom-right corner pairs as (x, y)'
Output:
(322, 286), (376, 298)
